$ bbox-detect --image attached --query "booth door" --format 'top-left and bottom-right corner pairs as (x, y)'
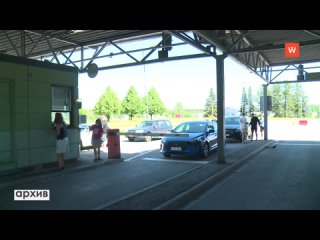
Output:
(0, 80), (13, 164)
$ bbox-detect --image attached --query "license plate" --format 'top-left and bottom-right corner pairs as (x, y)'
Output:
(225, 134), (230, 137)
(171, 147), (182, 151)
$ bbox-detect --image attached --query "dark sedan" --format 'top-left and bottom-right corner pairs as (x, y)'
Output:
(225, 116), (248, 141)
(160, 120), (218, 158)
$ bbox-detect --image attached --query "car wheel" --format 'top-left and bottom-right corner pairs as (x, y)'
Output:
(201, 142), (209, 158)
(145, 135), (152, 142)
(128, 138), (135, 142)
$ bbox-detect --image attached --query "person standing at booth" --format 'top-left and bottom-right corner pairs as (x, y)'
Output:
(239, 112), (248, 143)
(90, 118), (104, 160)
(100, 116), (110, 151)
(53, 112), (69, 171)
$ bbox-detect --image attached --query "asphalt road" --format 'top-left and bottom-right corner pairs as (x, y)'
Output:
(183, 140), (320, 210)
(0, 138), (244, 210)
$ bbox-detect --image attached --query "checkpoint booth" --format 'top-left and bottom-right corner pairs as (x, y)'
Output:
(0, 54), (80, 175)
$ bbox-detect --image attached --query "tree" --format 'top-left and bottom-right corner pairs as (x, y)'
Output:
(93, 86), (121, 121)
(253, 86), (264, 112)
(268, 84), (282, 117)
(173, 102), (184, 117)
(144, 87), (165, 119)
(204, 88), (217, 119)
(247, 87), (254, 113)
(240, 87), (248, 114)
(282, 84), (295, 118)
(308, 104), (320, 118)
(292, 83), (308, 117)
(122, 86), (144, 120)
(266, 83), (308, 118)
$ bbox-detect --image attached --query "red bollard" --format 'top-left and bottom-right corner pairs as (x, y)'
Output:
(107, 129), (121, 159)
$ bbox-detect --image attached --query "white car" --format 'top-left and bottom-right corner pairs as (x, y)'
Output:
(79, 123), (93, 150)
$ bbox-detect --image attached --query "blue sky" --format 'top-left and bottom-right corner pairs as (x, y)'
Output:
(79, 57), (265, 110)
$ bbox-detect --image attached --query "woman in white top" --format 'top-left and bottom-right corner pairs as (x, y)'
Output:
(100, 116), (110, 150)
(239, 113), (248, 143)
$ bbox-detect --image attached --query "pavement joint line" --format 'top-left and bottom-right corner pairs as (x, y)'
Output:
(153, 140), (275, 210)
(92, 164), (204, 210)
(142, 157), (210, 164)
(124, 150), (155, 162)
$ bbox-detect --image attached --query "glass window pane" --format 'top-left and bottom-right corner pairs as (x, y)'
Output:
(52, 86), (71, 111)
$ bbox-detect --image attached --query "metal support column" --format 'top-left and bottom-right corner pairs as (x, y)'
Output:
(263, 84), (268, 140)
(216, 54), (227, 164)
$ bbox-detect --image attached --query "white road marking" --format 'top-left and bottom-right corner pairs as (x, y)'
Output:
(124, 150), (155, 162)
(142, 157), (209, 164)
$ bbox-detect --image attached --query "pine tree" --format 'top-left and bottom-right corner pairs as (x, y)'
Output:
(240, 87), (248, 114)
(247, 87), (254, 113)
(204, 88), (217, 119)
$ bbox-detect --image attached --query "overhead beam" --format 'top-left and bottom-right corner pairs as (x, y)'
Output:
(78, 53), (209, 73)
(228, 38), (320, 55)
(25, 30), (83, 47)
(270, 79), (320, 84)
(271, 58), (320, 67)
(192, 30), (229, 53)
(168, 30), (215, 56)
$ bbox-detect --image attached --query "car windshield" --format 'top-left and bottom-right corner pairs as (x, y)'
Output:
(138, 121), (153, 127)
(173, 122), (207, 133)
(225, 117), (240, 125)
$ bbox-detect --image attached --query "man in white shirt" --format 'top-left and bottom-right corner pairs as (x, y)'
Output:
(239, 112), (248, 143)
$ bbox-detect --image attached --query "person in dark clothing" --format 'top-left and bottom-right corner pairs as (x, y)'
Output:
(249, 113), (260, 140)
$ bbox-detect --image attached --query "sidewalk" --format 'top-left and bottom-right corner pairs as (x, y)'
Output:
(0, 148), (123, 189)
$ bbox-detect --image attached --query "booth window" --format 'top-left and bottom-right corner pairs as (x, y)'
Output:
(51, 86), (72, 125)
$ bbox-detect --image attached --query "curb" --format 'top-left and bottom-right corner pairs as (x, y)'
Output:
(154, 140), (275, 210)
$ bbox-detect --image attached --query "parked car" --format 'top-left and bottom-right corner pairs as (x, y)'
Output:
(225, 116), (248, 141)
(127, 119), (173, 142)
(79, 123), (92, 150)
(160, 120), (218, 158)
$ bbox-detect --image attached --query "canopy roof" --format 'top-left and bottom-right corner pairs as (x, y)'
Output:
(1, 30), (320, 83)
